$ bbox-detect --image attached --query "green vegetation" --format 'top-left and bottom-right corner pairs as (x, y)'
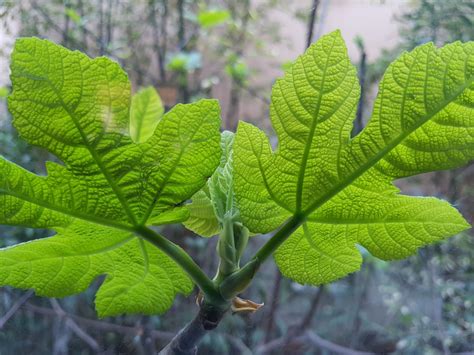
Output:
(0, 30), (472, 352)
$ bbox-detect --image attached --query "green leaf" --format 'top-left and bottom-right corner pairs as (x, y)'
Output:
(167, 52), (202, 73)
(183, 188), (219, 237)
(65, 8), (81, 25)
(130, 86), (164, 143)
(225, 57), (249, 83)
(0, 87), (9, 98)
(1, 38), (221, 315)
(0, 221), (192, 317)
(197, 9), (230, 29)
(208, 131), (236, 222)
(234, 30), (472, 285)
(148, 207), (190, 226)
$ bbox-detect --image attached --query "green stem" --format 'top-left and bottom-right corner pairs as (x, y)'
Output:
(135, 226), (224, 304)
(219, 214), (304, 299)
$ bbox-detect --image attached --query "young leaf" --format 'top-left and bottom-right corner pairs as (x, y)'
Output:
(0, 38), (222, 315)
(183, 187), (220, 237)
(130, 86), (164, 143)
(197, 9), (230, 29)
(184, 131), (236, 237)
(234, 31), (472, 285)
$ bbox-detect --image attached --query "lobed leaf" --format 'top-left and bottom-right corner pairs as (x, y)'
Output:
(0, 38), (222, 316)
(234, 31), (472, 285)
(0, 221), (193, 317)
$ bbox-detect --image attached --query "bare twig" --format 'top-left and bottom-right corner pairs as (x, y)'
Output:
(236, 80), (271, 105)
(22, 301), (173, 340)
(63, 5), (70, 46)
(263, 270), (282, 343)
(349, 266), (371, 348)
(225, 0), (251, 130)
(77, 0), (88, 51)
(224, 334), (253, 355)
(305, 0), (321, 49)
(160, 0), (169, 82)
(257, 330), (374, 355)
(306, 331), (374, 355)
(158, 301), (228, 354)
(106, 0), (114, 48)
(30, 0), (112, 56)
(177, 0), (190, 103)
(49, 299), (101, 352)
(354, 37), (367, 135)
(149, 0), (168, 83)
(0, 290), (34, 329)
(298, 285), (325, 331)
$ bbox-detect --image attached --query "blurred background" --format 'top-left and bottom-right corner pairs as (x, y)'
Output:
(0, 0), (473, 354)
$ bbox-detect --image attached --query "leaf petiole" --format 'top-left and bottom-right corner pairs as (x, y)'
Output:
(135, 226), (225, 305)
(218, 214), (305, 299)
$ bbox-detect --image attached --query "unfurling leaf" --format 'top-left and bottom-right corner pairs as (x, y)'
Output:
(234, 30), (472, 285)
(184, 131), (237, 237)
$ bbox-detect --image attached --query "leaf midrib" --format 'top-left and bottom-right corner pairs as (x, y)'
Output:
(303, 75), (474, 218)
(132, 90), (152, 143)
(1, 235), (135, 262)
(309, 217), (467, 226)
(0, 187), (134, 232)
(18, 47), (138, 226)
(295, 36), (336, 212)
(139, 110), (205, 225)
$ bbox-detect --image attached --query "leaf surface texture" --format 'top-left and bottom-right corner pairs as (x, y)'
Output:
(1, 38), (222, 315)
(234, 31), (472, 285)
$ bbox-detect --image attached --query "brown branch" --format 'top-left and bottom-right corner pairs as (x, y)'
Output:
(305, 0), (321, 49)
(77, 0), (88, 51)
(236, 80), (271, 105)
(349, 267), (371, 348)
(160, 0), (169, 82)
(149, 0), (168, 83)
(30, 0), (112, 56)
(158, 301), (229, 354)
(354, 37), (367, 135)
(298, 285), (325, 331)
(63, 6), (70, 46)
(49, 299), (101, 352)
(106, 0), (114, 47)
(224, 333), (253, 355)
(225, 0), (251, 130)
(263, 270), (282, 343)
(0, 290), (34, 329)
(306, 331), (375, 355)
(257, 330), (374, 355)
(22, 302), (173, 340)
(177, 0), (190, 103)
